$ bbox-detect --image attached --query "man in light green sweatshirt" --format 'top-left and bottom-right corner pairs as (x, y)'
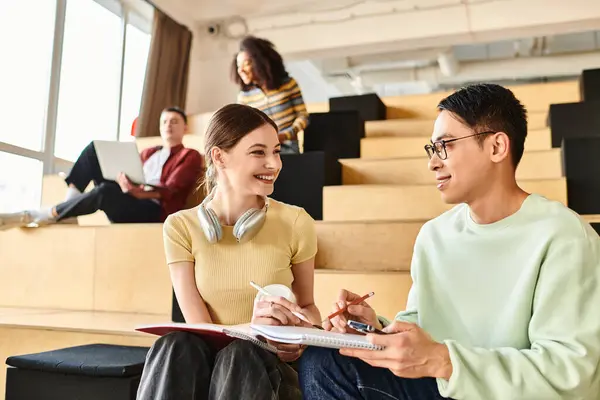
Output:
(298, 83), (600, 400)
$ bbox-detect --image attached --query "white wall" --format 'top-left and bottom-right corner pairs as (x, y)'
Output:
(185, 29), (239, 114)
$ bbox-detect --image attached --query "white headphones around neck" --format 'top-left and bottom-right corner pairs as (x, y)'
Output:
(197, 188), (269, 244)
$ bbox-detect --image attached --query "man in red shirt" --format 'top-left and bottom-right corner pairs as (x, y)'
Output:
(0, 107), (204, 230)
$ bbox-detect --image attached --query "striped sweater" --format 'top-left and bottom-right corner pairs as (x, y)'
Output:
(237, 77), (309, 141)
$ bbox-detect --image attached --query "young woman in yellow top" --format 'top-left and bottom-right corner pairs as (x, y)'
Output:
(136, 104), (321, 400)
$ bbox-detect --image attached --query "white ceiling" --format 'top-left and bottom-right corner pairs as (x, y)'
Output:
(293, 31), (600, 101)
(150, 0), (600, 103)
(152, 0), (460, 22)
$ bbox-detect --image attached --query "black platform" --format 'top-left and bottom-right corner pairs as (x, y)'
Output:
(172, 289), (185, 323)
(272, 151), (333, 220)
(580, 68), (600, 102)
(561, 136), (600, 215)
(329, 93), (386, 121)
(303, 111), (365, 160)
(548, 101), (600, 148)
(591, 223), (600, 236)
(5, 344), (149, 400)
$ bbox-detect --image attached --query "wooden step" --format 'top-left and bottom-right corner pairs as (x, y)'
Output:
(365, 119), (436, 138)
(342, 149), (562, 185)
(0, 222), (416, 313)
(323, 178), (566, 221)
(384, 80), (578, 119)
(0, 308), (161, 398)
(361, 128), (551, 159)
(584, 215), (600, 223)
(315, 221), (418, 271)
(364, 113), (548, 138)
(0, 225), (172, 315)
(320, 214), (599, 268)
(0, 308), (165, 338)
(314, 271), (410, 322)
(307, 102), (329, 113)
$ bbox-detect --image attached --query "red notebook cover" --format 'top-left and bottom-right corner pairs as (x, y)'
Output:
(135, 323), (277, 353)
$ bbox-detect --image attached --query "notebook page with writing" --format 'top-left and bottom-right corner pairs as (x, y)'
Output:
(251, 325), (384, 350)
(136, 322), (277, 353)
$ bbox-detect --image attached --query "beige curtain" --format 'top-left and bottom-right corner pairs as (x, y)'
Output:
(136, 9), (192, 137)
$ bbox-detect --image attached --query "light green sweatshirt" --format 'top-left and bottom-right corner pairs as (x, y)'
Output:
(394, 194), (600, 399)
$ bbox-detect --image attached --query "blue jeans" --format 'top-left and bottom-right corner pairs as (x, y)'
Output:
(298, 347), (450, 400)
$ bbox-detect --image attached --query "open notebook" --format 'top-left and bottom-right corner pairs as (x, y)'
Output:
(251, 325), (384, 350)
(136, 323), (277, 353)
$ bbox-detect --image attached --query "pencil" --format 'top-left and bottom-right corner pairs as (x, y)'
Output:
(322, 291), (375, 323)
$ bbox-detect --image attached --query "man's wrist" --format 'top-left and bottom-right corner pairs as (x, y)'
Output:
(432, 343), (453, 381)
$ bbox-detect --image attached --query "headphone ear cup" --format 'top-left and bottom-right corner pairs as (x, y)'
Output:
(207, 208), (222, 242)
(197, 206), (222, 243)
(233, 208), (256, 240)
(234, 208), (266, 243)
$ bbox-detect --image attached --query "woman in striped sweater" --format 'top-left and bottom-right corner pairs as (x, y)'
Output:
(231, 36), (309, 154)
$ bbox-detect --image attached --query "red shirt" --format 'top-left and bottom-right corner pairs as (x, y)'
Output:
(140, 144), (204, 221)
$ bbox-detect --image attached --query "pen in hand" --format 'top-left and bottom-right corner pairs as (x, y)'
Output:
(322, 291), (375, 323)
(250, 281), (324, 330)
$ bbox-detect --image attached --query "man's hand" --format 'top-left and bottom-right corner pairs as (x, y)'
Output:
(339, 321), (453, 380)
(116, 172), (142, 194)
(324, 289), (381, 333)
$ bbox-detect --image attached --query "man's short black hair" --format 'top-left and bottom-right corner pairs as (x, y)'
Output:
(162, 106), (187, 124)
(437, 83), (528, 168)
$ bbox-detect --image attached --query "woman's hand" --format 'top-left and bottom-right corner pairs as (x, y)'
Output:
(252, 295), (304, 326)
(252, 295), (309, 362)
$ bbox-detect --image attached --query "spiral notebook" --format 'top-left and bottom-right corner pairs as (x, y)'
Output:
(136, 322), (277, 353)
(250, 325), (384, 350)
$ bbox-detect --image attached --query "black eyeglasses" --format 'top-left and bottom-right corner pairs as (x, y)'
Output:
(424, 131), (496, 160)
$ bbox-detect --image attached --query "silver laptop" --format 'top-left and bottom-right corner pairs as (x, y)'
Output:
(93, 140), (152, 186)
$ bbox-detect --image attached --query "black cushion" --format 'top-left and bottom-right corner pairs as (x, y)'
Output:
(6, 344), (149, 378)
(329, 93), (386, 121)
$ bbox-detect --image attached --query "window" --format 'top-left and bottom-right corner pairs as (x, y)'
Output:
(0, 0), (152, 213)
(0, 152), (43, 213)
(0, 1), (56, 151)
(54, 0), (123, 161)
(119, 22), (151, 142)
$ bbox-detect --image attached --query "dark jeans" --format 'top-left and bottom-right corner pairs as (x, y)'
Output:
(137, 331), (302, 400)
(298, 347), (451, 400)
(55, 141), (161, 223)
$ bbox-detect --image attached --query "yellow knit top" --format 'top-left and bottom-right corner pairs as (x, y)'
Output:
(162, 199), (317, 325)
